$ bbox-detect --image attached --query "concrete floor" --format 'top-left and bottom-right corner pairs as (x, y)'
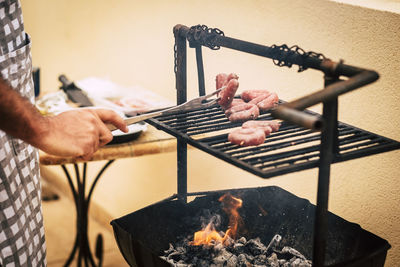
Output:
(41, 185), (128, 267)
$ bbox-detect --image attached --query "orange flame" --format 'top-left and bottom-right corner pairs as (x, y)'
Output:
(190, 222), (231, 246)
(219, 193), (243, 239)
(190, 193), (243, 246)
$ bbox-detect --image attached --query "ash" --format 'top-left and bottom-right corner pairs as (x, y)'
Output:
(161, 234), (312, 267)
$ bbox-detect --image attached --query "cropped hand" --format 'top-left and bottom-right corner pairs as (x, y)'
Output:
(34, 108), (128, 160)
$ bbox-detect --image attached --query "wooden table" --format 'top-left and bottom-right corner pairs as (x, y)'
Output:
(40, 125), (176, 267)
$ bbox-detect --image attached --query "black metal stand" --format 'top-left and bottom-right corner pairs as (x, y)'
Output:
(174, 26), (188, 204)
(172, 24), (382, 266)
(313, 74), (340, 266)
(60, 160), (115, 267)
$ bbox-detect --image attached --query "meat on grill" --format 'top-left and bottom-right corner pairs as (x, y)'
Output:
(228, 120), (280, 146)
(224, 103), (259, 122)
(215, 75), (281, 146)
(241, 89), (270, 102)
(216, 73), (228, 90)
(249, 92), (279, 111)
(224, 98), (246, 110)
(228, 128), (266, 146)
(216, 73), (238, 89)
(216, 73), (239, 109)
(227, 73), (239, 81)
(242, 120), (281, 135)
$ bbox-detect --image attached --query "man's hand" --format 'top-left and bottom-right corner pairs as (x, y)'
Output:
(32, 109), (128, 160)
(0, 79), (128, 160)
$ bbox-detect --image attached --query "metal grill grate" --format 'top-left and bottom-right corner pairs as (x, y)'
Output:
(147, 102), (400, 179)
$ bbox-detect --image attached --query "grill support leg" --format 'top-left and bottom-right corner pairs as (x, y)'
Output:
(177, 139), (187, 203)
(324, 75), (340, 156)
(174, 25), (188, 203)
(313, 75), (339, 266)
(195, 45), (206, 96)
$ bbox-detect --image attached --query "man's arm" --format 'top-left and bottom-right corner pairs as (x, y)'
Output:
(0, 79), (128, 160)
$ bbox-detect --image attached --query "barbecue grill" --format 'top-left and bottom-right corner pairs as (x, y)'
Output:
(111, 24), (400, 267)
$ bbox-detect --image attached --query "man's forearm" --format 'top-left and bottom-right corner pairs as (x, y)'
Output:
(0, 79), (45, 145)
(0, 78), (127, 158)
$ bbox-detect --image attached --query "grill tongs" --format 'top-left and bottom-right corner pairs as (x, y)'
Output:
(107, 87), (224, 131)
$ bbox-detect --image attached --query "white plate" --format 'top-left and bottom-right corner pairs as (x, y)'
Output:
(108, 122), (147, 145)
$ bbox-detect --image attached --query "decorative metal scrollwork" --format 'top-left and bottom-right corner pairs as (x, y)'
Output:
(186, 24), (225, 50)
(270, 44), (326, 72)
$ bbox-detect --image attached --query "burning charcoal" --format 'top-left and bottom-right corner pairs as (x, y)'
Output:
(213, 249), (233, 266)
(186, 244), (212, 260)
(300, 261), (312, 267)
(267, 252), (279, 267)
(245, 237), (267, 255)
(224, 235), (234, 246)
(278, 259), (288, 266)
(253, 254), (267, 265)
(226, 255), (238, 267)
(237, 253), (248, 265)
(288, 257), (312, 267)
(266, 234), (282, 253)
(164, 244), (188, 263)
(197, 260), (211, 267)
(237, 236), (247, 244)
(281, 246), (307, 260)
(164, 243), (175, 254)
(291, 258), (302, 265)
(245, 253), (255, 263)
(274, 246), (308, 263)
(213, 243), (224, 252)
(161, 200), (314, 267)
(176, 261), (188, 267)
(176, 246), (186, 254)
(232, 242), (246, 254)
(168, 252), (183, 262)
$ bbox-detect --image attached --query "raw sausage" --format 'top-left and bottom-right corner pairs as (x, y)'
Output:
(241, 89), (270, 102)
(223, 98), (246, 110)
(218, 78), (239, 109)
(225, 103), (259, 122)
(216, 73), (228, 90)
(216, 73), (239, 90)
(227, 73), (239, 81)
(242, 120), (281, 135)
(228, 128), (266, 146)
(249, 92), (279, 111)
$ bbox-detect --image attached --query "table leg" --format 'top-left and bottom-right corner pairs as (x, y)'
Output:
(60, 160), (115, 267)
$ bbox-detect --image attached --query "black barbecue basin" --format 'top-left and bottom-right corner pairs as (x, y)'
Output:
(111, 186), (389, 267)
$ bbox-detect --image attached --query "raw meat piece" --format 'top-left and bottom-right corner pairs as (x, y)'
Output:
(241, 89), (270, 102)
(249, 92), (279, 111)
(218, 78), (239, 109)
(225, 103), (259, 122)
(242, 120), (280, 135)
(228, 128), (266, 146)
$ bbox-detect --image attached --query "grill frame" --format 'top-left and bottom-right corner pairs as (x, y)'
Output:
(125, 24), (399, 267)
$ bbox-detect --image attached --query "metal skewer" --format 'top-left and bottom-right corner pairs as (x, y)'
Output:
(107, 87), (224, 131)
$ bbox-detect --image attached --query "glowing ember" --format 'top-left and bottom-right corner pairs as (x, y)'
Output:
(190, 193), (243, 246)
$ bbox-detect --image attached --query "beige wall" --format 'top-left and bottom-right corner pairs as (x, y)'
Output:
(22, 0), (400, 266)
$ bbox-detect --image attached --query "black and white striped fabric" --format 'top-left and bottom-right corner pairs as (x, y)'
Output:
(0, 0), (47, 266)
